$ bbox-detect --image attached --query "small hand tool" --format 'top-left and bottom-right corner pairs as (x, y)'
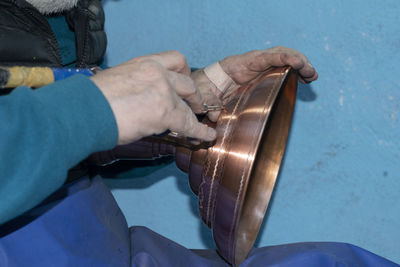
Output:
(0, 66), (95, 89)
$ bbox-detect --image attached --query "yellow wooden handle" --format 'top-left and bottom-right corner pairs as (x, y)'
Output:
(5, 66), (55, 88)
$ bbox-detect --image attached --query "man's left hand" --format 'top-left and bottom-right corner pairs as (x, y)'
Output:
(220, 46), (318, 85)
(192, 46), (318, 121)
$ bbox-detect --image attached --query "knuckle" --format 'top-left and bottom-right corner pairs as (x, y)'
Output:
(170, 50), (185, 60)
(279, 52), (290, 62)
(131, 55), (157, 65)
(140, 60), (165, 78)
(170, 50), (188, 68)
(140, 59), (159, 69)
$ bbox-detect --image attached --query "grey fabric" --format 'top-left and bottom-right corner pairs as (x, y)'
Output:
(25, 0), (79, 14)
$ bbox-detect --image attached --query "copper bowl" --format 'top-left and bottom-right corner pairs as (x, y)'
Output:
(176, 66), (298, 265)
(90, 66), (298, 266)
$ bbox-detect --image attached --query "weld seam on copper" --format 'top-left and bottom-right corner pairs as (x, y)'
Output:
(205, 88), (248, 223)
(208, 90), (248, 223)
(198, 154), (212, 212)
(227, 69), (284, 260)
(209, 100), (244, 228)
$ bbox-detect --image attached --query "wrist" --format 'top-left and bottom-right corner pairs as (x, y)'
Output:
(191, 68), (222, 98)
(203, 62), (239, 96)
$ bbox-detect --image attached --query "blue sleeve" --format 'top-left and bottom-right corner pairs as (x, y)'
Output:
(0, 74), (118, 224)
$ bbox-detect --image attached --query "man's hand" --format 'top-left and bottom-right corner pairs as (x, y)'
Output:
(191, 46), (318, 121)
(220, 46), (318, 85)
(90, 51), (217, 145)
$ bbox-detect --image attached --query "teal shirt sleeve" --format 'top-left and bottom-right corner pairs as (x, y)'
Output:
(0, 74), (118, 224)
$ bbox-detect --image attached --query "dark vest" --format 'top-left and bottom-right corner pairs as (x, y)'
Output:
(0, 0), (108, 180)
(0, 0), (107, 68)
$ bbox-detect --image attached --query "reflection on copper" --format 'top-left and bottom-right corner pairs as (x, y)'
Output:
(228, 150), (255, 161)
(210, 148), (256, 161)
(268, 72), (286, 77)
(175, 66), (298, 266)
(104, 67), (299, 267)
(97, 67), (297, 265)
(219, 114), (238, 120)
(239, 107), (266, 115)
(209, 147), (227, 154)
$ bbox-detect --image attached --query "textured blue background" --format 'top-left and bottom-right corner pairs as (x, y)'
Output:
(102, 0), (400, 263)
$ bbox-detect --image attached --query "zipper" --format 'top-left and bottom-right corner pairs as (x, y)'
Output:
(22, 7), (63, 67)
(75, 9), (91, 68)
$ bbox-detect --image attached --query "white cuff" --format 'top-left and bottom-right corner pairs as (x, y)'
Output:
(203, 62), (238, 94)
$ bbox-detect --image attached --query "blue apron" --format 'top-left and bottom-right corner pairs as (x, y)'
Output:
(0, 177), (398, 266)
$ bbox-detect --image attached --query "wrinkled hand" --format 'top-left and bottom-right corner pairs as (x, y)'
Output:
(192, 46), (318, 121)
(220, 47), (318, 86)
(90, 51), (217, 145)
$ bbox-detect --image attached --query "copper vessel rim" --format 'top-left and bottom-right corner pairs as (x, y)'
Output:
(231, 67), (297, 265)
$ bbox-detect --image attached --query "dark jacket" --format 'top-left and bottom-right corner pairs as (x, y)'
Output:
(0, 0), (107, 68)
(0, 0), (109, 180)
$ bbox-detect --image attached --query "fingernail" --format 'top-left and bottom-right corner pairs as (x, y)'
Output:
(207, 128), (217, 140)
(308, 62), (314, 68)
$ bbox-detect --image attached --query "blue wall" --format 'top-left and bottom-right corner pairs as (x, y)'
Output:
(102, 0), (400, 263)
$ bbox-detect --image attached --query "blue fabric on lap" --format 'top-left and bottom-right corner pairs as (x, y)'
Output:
(0, 177), (130, 267)
(130, 226), (399, 267)
(0, 177), (398, 267)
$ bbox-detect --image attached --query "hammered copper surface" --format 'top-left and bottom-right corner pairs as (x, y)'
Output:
(176, 66), (298, 266)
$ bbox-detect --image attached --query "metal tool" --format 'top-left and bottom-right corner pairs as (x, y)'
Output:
(202, 103), (224, 113)
(155, 103), (224, 150)
(0, 66), (95, 89)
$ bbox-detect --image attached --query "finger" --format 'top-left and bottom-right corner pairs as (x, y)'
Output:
(303, 71), (319, 83)
(207, 110), (221, 122)
(257, 48), (317, 80)
(128, 51), (190, 75)
(274, 48), (317, 79)
(246, 51), (304, 72)
(166, 96), (217, 141)
(153, 51), (191, 75)
(166, 71), (204, 113)
(297, 61), (317, 80)
(265, 52), (317, 82)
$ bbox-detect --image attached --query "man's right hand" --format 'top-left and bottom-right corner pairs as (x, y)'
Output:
(90, 51), (217, 145)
